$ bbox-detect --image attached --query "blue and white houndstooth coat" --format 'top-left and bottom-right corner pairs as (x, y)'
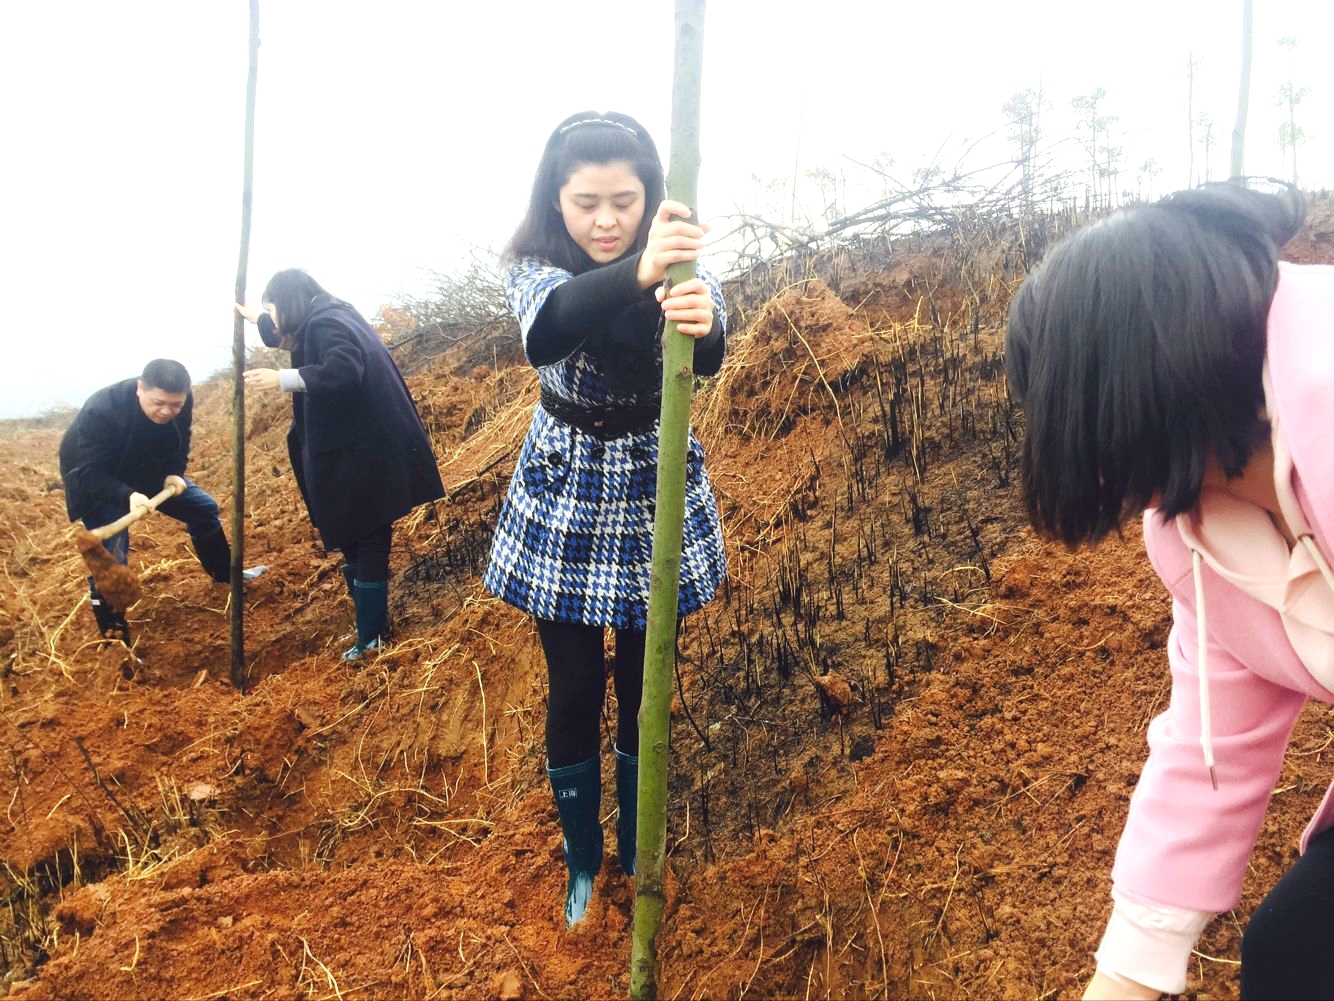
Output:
(483, 257), (728, 629)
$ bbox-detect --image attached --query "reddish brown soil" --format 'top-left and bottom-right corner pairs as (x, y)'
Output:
(2, 200), (1332, 1000)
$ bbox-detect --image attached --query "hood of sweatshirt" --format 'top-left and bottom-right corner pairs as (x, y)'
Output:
(1267, 262), (1334, 556)
(1177, 262), (1334, 786)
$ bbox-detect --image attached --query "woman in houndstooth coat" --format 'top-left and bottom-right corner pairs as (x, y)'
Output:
(483, 111), (727, 928)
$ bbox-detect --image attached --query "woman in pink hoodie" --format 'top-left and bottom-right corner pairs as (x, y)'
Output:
(1006, 182), (1334, 1000)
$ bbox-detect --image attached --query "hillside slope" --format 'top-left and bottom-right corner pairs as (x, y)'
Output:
(2, 203), (1332, 998)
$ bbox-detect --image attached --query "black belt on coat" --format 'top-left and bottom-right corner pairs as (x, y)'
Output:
(539, 386), (660, 441)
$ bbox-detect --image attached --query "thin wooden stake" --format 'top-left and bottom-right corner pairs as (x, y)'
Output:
(231, 0), (259, 691)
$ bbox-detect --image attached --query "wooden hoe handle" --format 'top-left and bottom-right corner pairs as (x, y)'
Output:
(87, 484), (182, 541)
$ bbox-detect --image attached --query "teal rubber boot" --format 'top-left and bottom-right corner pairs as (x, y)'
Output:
(336, 563), (359, 644)
(546, 756), (603, 927)
(342, 579), (389, 662)
(614, 746), (638, 876)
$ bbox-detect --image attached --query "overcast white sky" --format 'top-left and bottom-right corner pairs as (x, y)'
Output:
(2, 0), (1329, 418)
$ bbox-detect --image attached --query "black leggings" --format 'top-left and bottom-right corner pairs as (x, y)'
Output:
(340, 523), (393, 584)
(536, 618), (646, 768)
(1241, 825), (1334, 999)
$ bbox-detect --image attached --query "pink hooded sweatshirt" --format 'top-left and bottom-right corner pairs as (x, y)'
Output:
(1094, 262), (1334, 992)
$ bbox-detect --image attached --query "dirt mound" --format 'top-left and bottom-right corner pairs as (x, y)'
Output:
(2, 200), (1332, 998)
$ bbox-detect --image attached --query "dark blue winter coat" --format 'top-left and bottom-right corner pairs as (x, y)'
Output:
(260, 297), (444, 550)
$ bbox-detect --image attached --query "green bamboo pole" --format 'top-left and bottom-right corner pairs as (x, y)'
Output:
(629, 1), (706, 996)
(231, 0), (259, 691)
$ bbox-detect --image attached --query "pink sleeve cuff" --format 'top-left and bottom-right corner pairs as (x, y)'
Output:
(1093, 891), (1212, 995)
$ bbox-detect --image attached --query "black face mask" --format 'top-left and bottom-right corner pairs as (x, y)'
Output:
(587, 296), (663, 397)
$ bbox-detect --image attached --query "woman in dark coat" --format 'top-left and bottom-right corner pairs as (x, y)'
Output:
(237, 269), (444, 660)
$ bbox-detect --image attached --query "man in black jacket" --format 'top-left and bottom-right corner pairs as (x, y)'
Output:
(59, 359), (239, 643)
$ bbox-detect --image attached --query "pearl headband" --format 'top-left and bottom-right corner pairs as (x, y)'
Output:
(558, 118), (638, 138)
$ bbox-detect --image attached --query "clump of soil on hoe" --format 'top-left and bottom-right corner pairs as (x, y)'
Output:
(3, 199), (1334, 999)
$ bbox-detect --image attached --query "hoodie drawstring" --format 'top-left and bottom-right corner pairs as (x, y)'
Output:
(1190, 534), (1334, 792)
(1301, 535), (1334, 594)
(1190, 548), (1219, 791)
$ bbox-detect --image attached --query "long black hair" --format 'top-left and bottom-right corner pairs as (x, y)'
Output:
(262, 268), (344, 334)
(1005, 180), (1306, 547)
(505, 111), (665, 275)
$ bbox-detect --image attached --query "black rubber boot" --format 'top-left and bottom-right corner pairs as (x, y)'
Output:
(614, 746), (638, 876)
(342, 579), (390, 662)
(546, 756), (603, 927)
(87, 581), (131, 645)
(192, 529), (231, 584)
